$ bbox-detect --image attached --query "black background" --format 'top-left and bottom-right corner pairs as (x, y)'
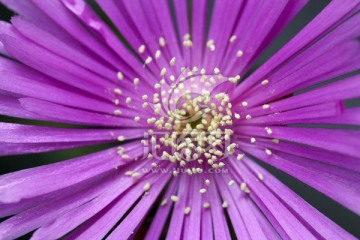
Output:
(0, 0), (359, 239)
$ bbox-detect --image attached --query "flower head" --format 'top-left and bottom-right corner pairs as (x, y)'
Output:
(0, 0), (359, 239)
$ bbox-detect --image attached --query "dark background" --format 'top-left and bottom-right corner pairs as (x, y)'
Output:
(0, 0), (360, 238)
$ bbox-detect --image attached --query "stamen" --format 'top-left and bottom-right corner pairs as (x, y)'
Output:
(261, 79), (269, 85)
(228, 180), (235, 186)
(240, 182), (250, 194)
(262, 104), (270, 109)
(199, 188), (207, 194)
(170, 57), (176, 66)
(203, 202), (210, 208)
(117, 71), (124, 80)
(171, 195), (179, 202)
(161, 199), (168, 206)
(114, 88), (122, 95)
(155, 50), (161, 59)
(229, 35), (237, 43)
(183, 39), (193, 47)
(143, 182), (151, 191)
(159, 37), (166, 47)
(145, 56), (152, 65)
(125, 171), (133, 176)
(237, 50), (244, 58)
(207, 39), (215, 51)
(117, 135), (125, 142)
(265, 127), (272, 135)
(265, 149), (272, 155)
(138, 44), (146, 54)
(237, 153), (245, 160)
(114, 109), (122, 115)
(160, 68), (167, 76)
(131, 172), (141, 178)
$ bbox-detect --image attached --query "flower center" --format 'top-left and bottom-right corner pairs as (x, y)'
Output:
(143, 68), (240, 175)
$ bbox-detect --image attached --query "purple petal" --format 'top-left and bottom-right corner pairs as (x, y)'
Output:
(245, 159), (357, 240)
(191, 0), (208, 66)
(20, 98), (147, 127)
(241, 101), (343, 125)
(253, 138), (360, 172)
(0, 122), (144, 143)
(287, 107), (360, 126)
(182, 175), (202, 240)
(0, 143), (143, 204)
(144, 177), (179, 239)
(32, 165), (167, 240)
(106, 170), (171, 240)
(236, 126), (360, 158)
(166, 174), (191, 240)
(238, 144), (360, 214)
(64, 161), (165, 239)
(0, 171), (119, 240)
(214, 174), (251, 239)
(228, 159), (318, 239)
(63, 0), (159, 86)
(232, 0), (360, 97)
(223, 0), (289, 75)
(11, 16), (117, 82)
(207, 174), (232, 240)
(0, 94), (50, 121)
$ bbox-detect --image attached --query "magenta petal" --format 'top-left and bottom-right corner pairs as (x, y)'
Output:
(144, 177), (179, 240)
(31, 166), (167, 240)
(244, 159), (357, 240)
(207, 175), (232, 240)
(64, 161), (160, 239)
(0, 143), (143, 204)
(288, 107), (360, 126)
(20, 98), (148, 127)
(0, 21), (12, 56)
(228, 159), (318, 239)
(0, 171), (119, 240)
(166, 174), (191, 240)
(238, 144), (360, 214)
(232, 0), (360, 97)
(0, 94), (50, 121)
(0, 122), (144, 143)
(214, 174), (252, 239)
(236, 125), (360, 158)
(106, 171), (171, 240)
(191, 0), (207, 66)
(182, 175), (202, 240)
(254, 138), (360, 172)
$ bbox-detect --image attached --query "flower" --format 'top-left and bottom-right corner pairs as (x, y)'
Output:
(0, 0), (359, 239)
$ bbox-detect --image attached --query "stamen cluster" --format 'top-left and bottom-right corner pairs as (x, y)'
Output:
(141, 68), (240, 175)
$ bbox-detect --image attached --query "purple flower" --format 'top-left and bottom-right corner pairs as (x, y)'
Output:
(0, 0), (359, 239)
